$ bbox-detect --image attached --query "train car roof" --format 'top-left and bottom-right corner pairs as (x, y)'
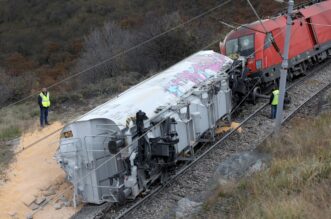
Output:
(228, 0), (331, 38)
(75, 51), (232, 127)
(300, 0), (331, 17)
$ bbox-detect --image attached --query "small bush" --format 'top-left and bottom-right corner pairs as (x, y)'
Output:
(52, 91), (85, 107)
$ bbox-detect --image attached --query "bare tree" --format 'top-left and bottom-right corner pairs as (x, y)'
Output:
(74, 22), (133, 84)
(73, 13), (198, 88)
(0, 69), (37, 107)
(128, 12), (198, 74)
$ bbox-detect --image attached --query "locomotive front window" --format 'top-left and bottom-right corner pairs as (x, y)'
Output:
(225, 38), (239, 55)
(226, 34), (254, 57)
(239, 34), (254, 56)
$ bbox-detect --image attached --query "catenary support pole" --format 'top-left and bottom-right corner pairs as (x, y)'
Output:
(275, 0), (294, 132)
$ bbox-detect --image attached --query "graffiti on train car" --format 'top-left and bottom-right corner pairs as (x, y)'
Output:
(164, 54), (228, 96)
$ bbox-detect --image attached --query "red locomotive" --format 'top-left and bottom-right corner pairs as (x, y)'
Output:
(220, 0), (331, 97)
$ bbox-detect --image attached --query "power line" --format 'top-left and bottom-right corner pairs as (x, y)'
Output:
(246, 0), (284, 58)
(216, 18), (267, 34)
(0, 0), (232, 111)
(246, 0), (268, 33)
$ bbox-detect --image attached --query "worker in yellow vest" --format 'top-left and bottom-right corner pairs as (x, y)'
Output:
(38, 88), (51, 127)
(269, 87), (279, 119)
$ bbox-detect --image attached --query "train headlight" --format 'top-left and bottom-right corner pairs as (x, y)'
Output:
(256, 59), (262, 70)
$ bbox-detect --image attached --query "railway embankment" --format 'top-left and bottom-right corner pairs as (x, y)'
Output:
(117, 63), (331, 219)
(199, 89), (331, 219)
(165, 77), (331, 219)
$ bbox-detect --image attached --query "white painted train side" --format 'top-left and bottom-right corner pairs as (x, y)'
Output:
(56, 51), (233, 204)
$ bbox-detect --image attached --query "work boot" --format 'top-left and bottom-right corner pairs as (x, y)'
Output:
(46, 122), (50, 125)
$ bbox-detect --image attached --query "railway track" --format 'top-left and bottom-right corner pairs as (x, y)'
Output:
(71, 59), (331, 219)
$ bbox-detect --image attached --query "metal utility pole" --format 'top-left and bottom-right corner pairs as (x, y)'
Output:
(275, 0), (294, 132)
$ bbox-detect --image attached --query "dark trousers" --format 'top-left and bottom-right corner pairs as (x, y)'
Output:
(271, 105), (277, 119)
(40, 107), (49, 126)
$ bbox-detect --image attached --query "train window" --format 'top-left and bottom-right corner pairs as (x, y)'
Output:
(239, 34), (254, 56)
(264, 32), (274, 49)
(226, 34), (254, 57)
(225, 38), (239, 56)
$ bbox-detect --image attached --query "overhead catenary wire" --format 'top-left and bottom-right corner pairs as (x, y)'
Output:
(215, 18), (268, 34)
(0, 0), (232, 111)
(246, 0), (285, 58)
(246, 0), (268, 34)
(214, 0), (325, 35)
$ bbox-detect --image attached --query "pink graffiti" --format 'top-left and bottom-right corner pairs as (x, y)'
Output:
(164, 53), (227, 96)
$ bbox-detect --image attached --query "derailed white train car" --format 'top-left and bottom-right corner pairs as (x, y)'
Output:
(56, 51), (233, 204)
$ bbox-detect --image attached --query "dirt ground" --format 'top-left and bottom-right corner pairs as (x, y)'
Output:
(0, 122), (81, 219)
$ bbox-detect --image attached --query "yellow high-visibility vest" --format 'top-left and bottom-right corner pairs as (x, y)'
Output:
(40, 92), (50, 107)
(271, 90), (279, 105)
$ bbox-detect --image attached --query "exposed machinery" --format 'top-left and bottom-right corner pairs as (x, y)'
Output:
(56, 51), (233, 204)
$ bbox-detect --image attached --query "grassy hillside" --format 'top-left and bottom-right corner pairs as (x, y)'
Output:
(204, 106), (331, 218)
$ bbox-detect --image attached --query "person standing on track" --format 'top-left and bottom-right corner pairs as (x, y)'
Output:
(269, 87), (279, 119)
(38, 88), (51, 128)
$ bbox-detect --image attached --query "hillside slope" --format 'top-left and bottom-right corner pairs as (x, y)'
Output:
(0, 0), (300, 106)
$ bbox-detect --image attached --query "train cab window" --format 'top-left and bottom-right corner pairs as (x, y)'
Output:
(225, 38), (239, 55)
(239, 34), (254, 57)
(226, 34), (254, 57)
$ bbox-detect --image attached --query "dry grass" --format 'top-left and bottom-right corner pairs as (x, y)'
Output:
(204, 111), (331, 219)
(0, 102), (39, 141)
(0, 102), (40, 175)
